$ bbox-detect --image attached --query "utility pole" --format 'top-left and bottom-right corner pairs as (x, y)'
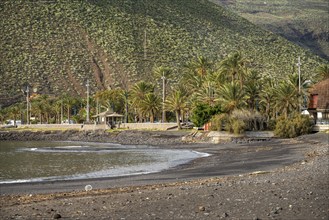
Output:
(26, 85), (30, 124)
(297, 57), (302, 111)
(86, 80), (90, 123)
(161, 72), (166, 123)
(297, 56), (301, 93)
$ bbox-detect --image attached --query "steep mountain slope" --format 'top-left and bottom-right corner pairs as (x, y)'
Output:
(212, 0), (329, 60)
(0, 0), (326, 106)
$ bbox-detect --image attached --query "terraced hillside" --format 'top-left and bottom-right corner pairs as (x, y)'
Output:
(0, 0), (326, 106)
(212, 0), (329, 60)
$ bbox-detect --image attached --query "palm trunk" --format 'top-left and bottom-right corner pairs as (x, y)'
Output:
(67, 107), (70, 123)
(176, 111), (181, 130)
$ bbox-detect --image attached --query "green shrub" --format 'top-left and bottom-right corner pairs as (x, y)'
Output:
(232, 119), (246, 135)
(190, 103), (221, 127)
(210, 113), (228, 131)
(225, 118), (245, 135)
(274, 114), (313, 138)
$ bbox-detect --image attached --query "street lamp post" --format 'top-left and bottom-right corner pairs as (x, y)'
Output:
(297, 57), (302, 111)
(161, 72), (166, 123)
(86, 80), (90, 123)
(26, 85), (30, 124)
(297, 57), (301, 93)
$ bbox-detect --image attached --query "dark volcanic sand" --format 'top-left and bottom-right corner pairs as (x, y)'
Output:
(0, 131), (328, 220)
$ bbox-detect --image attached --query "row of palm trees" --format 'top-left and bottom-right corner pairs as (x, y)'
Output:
(1, 52), (328, 129)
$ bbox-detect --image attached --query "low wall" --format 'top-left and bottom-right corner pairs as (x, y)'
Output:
(313, 124), (329, 132)
(208, 131), (274, 143)
(18, 124), (82, 130)
(120, 123), (177, 130)
(17, 122), (178, 131)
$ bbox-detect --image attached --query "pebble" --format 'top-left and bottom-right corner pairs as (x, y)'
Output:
(53, 213), (61, 219)
(198, 206), (206, 211)
(221, 212), (229, 218)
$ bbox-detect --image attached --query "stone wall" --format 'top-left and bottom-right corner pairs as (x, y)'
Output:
(19, 124), (82, 130)
(120, 123), (177, 130)
(18, 123), (178, 131)
(207, 131), (275, 143)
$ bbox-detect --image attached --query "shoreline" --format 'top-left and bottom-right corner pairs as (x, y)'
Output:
(0, 130), (328, 219)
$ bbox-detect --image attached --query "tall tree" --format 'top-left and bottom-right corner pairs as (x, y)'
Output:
(317, 64), (329, 80)
(8, 104), (21, 126)
(244, 70), (261, 111)
(140, 93), (161, 123)
(273, 81), (299, 118)
(191, 55), (212, 78)
(130, 81), (155, 122)
(62, 94), (77, 123)
(219, 51), (248, 87)
(259, 79), (277, 123)
(217, 81), (247, 113)
(165, 87), (189, 129)
(287, 73), (312, 110)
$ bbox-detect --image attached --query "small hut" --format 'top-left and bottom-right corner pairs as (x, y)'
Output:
(92, 110), (124, 128)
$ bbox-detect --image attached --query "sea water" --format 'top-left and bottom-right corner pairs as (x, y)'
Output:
(0, 141), (209, 184)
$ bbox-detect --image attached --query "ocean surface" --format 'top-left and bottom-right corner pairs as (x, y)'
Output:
(0, 141), (209, 184)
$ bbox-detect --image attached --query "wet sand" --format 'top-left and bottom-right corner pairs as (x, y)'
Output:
(0, 131), (328, 219)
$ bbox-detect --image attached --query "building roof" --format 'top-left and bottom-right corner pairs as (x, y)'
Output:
(92, 110), (123, 118)
(309, 78), (329, 110)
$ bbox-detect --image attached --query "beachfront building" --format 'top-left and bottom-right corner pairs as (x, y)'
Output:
(308, 78), (329, 131)
(92, 109), (124, 128)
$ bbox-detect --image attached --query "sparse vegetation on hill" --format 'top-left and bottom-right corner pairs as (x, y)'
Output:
(0, 0), (327, 107)
(212, 0), (329, 60)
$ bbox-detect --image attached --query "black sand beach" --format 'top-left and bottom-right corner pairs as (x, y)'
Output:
(0, 130), (328, 219)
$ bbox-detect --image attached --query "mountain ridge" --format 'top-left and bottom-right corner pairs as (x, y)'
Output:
(211, 0), (329, 60)
(0, 0), (327, 107)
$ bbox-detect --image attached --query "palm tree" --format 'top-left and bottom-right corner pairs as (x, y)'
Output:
(181, 56), (212, 93)
(273, 81), (299, 118)
(53, 98), (63, 124)
(194, 77), (217, 106)
(217, 81), (247, 113)
(244, 70), (261, 111)
(287, 73), (312, 110)
(31, 98), (44, 123)
(0, 108), (7, 124)
(130, 81), (155, 122)
(219, 51), (248, 87)
(259, 79), (277, 123)
(140, 93), (161, 123)
(165, 87), (188, 129)
(191, 55), (212, 77)
(121, 89), (130, 123)
(39, 94), (51, 123)
(8, 104), (21, 126)
(317, 64), (329, 80)
(62, 95), (76, 123)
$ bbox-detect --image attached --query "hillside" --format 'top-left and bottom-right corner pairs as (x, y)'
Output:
(0, 0), (327, 107)
(212, 0), (329, 60)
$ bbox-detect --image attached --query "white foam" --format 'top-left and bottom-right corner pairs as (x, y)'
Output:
(0, 145), (211, 184)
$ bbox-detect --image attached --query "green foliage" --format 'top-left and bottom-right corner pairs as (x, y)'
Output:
(216, 109), (264, 134)
(190, 103), (221, 127)
(0, 0), (326, 107)
(274, 114), (313, 138)
(164, 86), (189, 129)
(317, 64), (329, 80)
(228, 119), (246, 135)
(210, 113), (228, 131)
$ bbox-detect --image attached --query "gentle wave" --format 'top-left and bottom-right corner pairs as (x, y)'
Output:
(0, 146), (210, 184)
